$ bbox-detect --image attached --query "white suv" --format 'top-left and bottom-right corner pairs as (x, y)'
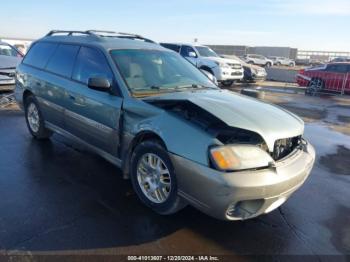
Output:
(160, 43), (244, 87)
(269, 56), (295, 67)
(243, 54), (274, 67)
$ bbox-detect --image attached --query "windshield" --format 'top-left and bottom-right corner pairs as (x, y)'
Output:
(0, 44), (22, 57)
(195, 46), (219, 58)
(111, 49), (217, 96)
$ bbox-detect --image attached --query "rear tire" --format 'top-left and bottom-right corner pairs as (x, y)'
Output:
(24, 95), (52, 139)
(130, 140), (186, 215)
(265, 62), (272, 67)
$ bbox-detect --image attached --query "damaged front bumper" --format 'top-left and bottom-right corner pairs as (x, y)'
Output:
(170, 141), (315, 221)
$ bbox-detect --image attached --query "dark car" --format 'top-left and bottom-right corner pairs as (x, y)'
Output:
(0, 41), (23, 90)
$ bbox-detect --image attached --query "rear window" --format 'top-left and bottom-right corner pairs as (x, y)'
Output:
(23, 42), (58, 69)
(46, 44), (80, 78)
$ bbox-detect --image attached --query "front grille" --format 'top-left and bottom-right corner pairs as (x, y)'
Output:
(272, 136), (301, 161)
(228, 63), (242, 70)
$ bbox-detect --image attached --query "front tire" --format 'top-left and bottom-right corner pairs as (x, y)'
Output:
(221, 80), (234, 87)
(130, 140), (186, 215)
(265, 62), (272, 67)
(24, 95), (52, 139)
(307, 78), (324, 96)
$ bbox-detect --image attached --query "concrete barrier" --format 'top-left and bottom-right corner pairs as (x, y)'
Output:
(266, 67), (298, 83)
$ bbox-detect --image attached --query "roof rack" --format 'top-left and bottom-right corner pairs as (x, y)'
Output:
(45, 30), (91, 37)
(45, 30), (155, 43)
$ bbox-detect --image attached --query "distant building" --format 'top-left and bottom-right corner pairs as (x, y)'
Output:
(207, 45), (298, 59)
(206, 45), (250, 57)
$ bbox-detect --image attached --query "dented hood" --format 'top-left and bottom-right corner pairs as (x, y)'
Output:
(145, 89), (304, 151)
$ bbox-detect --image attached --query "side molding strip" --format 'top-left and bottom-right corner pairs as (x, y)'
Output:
(45, 121), (122, 168)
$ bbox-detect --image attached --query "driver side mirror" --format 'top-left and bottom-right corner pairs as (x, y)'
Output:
(200, 69), (218, 85)
(188, 51), (197, 58)
(88, 77), (111, 92)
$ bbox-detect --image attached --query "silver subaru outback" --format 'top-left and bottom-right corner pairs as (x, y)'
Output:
(15, 30), (315, 221)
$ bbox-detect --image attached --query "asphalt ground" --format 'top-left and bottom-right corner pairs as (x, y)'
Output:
(0, 88), (349, 261)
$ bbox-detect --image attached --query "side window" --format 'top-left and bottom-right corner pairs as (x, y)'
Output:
(160, 44), (180, 53)
(23, 42), (58, 69)
(326, 65), (336, 72)
(0, 44), (21, 57)
(327, 64), (347, 73)
(72, 47), (113, 85)
(180, 46), (196, 57)
(46, 44), (80, 78)
(335, 65), (348, 73)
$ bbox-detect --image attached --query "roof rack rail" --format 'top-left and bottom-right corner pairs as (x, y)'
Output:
(45, 30), (92, 37)
(87, 30), (155, 43)
(45, 30), (156, 43)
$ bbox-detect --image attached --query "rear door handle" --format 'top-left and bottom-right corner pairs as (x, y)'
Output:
(69, 94), (76, 100)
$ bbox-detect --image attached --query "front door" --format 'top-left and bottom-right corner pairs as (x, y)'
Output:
(63, 46), (122, 156)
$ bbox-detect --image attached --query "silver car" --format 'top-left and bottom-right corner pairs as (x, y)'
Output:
(0, 41), (23, 90)
(15, 30), (315, 221)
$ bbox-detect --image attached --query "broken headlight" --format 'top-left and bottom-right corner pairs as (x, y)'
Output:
(210, 145), (274, 171)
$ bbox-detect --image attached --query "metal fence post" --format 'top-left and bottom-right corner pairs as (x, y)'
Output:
(341, 73), (348, 95)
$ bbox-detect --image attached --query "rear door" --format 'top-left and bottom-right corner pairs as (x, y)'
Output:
(21, 42), (68, 127)
(324, 64), (347, 92)
(253, 55), (264, 65)
(64, 46), (122, 155)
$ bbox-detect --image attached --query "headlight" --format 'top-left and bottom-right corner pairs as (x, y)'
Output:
(215, 61), (230, 69)
(210, 145), (274, 171)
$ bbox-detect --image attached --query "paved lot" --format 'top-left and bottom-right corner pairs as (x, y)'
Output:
(0, 89), (349, 259)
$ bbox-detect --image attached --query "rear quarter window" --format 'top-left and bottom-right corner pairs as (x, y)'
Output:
(45, 44), (80, 78)
(23, 42), (58, 69)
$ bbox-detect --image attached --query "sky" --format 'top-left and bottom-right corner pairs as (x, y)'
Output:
(1, 0), (349, 51)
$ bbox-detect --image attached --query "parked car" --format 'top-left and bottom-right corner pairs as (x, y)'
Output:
(160, 43), (243, 87)
(269, 56), (295, 67)
(222, 55), (267, 82)
(243, 54), (274, 67)
(330, 57), (350, 63)
(0, 41), (23, 90)
(296, 62), (350, 95)
(15, 30), (315, 221)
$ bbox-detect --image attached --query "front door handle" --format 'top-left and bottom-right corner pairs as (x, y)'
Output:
(69, 94), (76, 100)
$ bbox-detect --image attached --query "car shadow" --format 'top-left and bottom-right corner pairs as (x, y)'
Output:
(1, 134), (317, 255)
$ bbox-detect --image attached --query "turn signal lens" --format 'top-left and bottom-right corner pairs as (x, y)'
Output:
(210, 145), (274, 171)
(211, 147), (239, 170)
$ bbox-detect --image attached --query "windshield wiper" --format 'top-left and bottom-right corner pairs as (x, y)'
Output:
(175, 84), (216, 90)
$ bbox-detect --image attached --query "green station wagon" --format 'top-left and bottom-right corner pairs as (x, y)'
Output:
(15, 30), (315, 220)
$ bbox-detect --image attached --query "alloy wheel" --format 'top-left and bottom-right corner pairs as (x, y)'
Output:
(27, 102), (40, 133)
(136, 153), (172, 204)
